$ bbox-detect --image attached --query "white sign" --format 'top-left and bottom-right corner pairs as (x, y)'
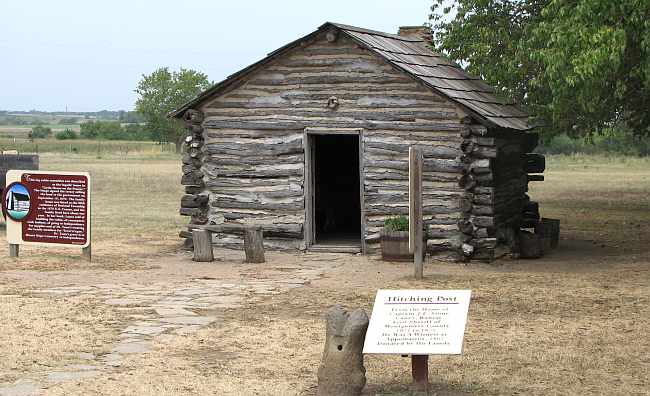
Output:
(363, 289), (471, 355)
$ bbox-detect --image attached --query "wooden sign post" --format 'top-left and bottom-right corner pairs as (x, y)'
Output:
(409, 147), (424, 280)
(3, 170), (91, 260)
(363, 290), (472, 394)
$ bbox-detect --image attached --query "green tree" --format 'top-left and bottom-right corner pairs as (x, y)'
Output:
(29, 125), (52, 139)
(430, 0), (650, 137)
(135, 67), (211, 152)
(55, 128), (78, 140)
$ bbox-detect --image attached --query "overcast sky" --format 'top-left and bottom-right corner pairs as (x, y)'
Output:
(1, 1), (433, 112)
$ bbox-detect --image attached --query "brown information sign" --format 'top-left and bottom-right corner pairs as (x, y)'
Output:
(5, 170), (91, 248)
(21, 173), (89, 245)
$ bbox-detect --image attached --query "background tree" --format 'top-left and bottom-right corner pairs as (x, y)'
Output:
(29, 125), (52, 139)
(430, 0), (650, 138)
(135, 68), (211, 152)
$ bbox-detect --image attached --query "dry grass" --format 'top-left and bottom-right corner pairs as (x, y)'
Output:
(529, 155), (650, 251)
(1, 154), (649, 395)
(0, 152), (185, 271)
(0, 295), (121, 384)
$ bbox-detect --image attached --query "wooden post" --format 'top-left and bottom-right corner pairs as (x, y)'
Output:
(409, 147), (424, 279)
(411, 355), (429, 394)
(82, 244), (91, 261)
(192, 229), (214, 262)
(244, 226), (265, 263)
(9, 244), (19, 258)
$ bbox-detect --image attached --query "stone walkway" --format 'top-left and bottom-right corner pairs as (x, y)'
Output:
(0, 260), (333, 396)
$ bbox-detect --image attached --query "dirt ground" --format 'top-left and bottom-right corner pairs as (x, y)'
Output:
(0, 154), (648, 395)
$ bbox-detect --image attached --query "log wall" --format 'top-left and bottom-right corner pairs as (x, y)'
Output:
(457, 122), (539, 260)
(189, 32), (467, 254)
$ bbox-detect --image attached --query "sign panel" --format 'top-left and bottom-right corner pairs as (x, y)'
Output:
(4, 170), (90, 248)
(363, 289), (471, 355)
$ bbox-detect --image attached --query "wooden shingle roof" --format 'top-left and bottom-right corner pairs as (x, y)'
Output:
(172, 22), (533, 131)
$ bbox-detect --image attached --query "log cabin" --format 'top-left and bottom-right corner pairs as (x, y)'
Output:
(171, 22), (544, 261)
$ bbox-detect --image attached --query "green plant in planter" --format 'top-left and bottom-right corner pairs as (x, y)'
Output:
(384, 216), (409, 232)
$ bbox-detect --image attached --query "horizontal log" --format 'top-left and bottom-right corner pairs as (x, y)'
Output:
(365, 171), (458, 183)
(365, 204), (457, 216)
(204, 138), (303, 157)
(472, 205), (494, 215)
(426, 225), (459, 239)
(181, 194), (209, 208)
(206, 109), (458, 123)
(181, 172), (204, 186)
(364, 142), (459, 159)
(363, 159), (462, 173)
(191, 223), (303, 239)
(364, 192), (462, 206)
(180, 207), (203, 217)
(185, 185), (204, 194)
(205, 164), (304, 179)
(205, 119), (463, 132)
(209, 234), (305, 250)
(207, 153), (304, 166)
(249, 74), (412, 86)
(426, 238), (460, 253)
(212, 198), (304, 211)
(222, 91), (442, 104)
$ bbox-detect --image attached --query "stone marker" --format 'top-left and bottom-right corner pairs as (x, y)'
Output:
(244, 226), (265, 263)
(192, 229), (214, 262)
(317, 305), (369, 396)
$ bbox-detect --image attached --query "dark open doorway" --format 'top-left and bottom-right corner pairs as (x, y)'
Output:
(312, 134), (361, 246)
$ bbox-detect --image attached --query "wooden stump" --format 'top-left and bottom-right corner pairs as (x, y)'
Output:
(317, 305), (369, 396)
(519, 230), (543, 259)
(244, 226), (265, 263)
(192, 229), (213, 262)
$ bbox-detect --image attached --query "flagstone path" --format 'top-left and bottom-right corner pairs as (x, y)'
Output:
(0, 255), (341, 396)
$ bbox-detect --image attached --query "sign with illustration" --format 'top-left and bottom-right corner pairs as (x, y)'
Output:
(4, 170), (91, 248)
(3, 182), (32, 221)
(363, 289), (472, 355)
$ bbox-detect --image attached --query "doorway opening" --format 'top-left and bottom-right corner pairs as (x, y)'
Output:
(311, 134), (361, 246)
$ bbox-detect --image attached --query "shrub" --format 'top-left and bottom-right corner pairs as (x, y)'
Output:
(80, 120), (154, 141)
(537, 128), (650, 156)
(384, 216), (409, 232)
(55, 128), (78, 140)
(29, 125), (52, 139)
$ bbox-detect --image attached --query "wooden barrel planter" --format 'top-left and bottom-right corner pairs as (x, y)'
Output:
(381, 230), (425, 262)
